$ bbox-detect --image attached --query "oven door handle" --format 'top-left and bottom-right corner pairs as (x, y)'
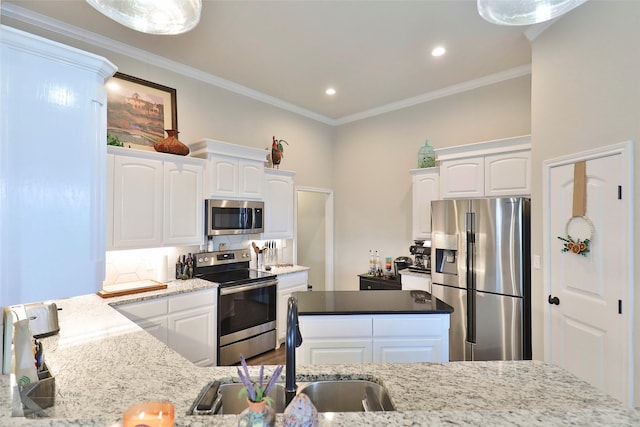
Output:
(219, 280), (278, 296)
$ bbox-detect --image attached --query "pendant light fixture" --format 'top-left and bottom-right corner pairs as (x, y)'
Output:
(477, 0), (588, 26)
(86, 0), (202, 35)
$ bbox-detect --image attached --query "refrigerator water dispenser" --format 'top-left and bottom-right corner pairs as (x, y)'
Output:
(433, 233), (458, 275)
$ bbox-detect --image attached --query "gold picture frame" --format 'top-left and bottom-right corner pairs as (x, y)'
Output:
(106, 72), (177, 151)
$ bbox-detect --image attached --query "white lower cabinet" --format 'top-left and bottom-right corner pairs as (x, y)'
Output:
(116, 296), (168, 343)
(400, 273), (432, 293)
(115, 289), (217, 366)
(301, 340), (373, 365)
(372, 315), (449, 363)
(297, 315), (372, 365)
(277, 271), (309, 345)
(297, 313), (449, 364)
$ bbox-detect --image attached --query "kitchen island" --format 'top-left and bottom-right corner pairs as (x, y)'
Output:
(296, 290), (453, 364)
(1, 282), (639, 426)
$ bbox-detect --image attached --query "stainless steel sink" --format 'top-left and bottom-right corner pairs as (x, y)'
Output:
(215, 383), (287, 414)
(298, 380), (395, 412)
(190, 379), (395, 415)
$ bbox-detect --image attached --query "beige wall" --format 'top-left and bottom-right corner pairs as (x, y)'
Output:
(2, 18), (336, 191)
(530, 1), (640, 405)
(333, 76), (531, 290)
(297, 191), (327, 291)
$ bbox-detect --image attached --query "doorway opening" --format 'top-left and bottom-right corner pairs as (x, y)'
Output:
(295, 187), (334, 291)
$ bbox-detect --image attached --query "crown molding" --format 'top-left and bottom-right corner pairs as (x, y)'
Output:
(2, 3), (532, 127)
(334, 64), (532, 126)
(1, 3), (336, 126)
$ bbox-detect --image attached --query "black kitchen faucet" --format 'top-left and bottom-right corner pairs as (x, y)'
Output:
(285, 296), (303, 406)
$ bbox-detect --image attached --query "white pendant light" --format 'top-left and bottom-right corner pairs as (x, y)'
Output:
(86, 0), (202, 35)
(477, 0), (588, 26)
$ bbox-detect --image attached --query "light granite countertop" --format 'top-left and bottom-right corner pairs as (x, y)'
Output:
(2, 278), (639, 426)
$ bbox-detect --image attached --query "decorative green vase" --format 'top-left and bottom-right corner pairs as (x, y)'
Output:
(238, 399), (276, 427)
(418, 139), (436, 168)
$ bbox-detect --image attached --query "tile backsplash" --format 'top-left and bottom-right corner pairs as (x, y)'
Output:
(103, 236), (293, 286)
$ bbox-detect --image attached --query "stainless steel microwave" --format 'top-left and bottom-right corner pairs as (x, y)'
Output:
(205, 199), (264, 236)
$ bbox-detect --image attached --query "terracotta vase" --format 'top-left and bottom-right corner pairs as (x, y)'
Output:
(154, 129), (189, 156)
(238, 399), (275, 427)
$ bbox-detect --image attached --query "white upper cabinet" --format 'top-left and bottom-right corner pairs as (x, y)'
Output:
(164, 160), (204, 246)
(239, 159), (264, 199)
(0, 26), (116, 306)
(263, 169), (296, 239)
(107, 147), (205, 250)
(411, 168), (439, 240)
(208, 156), (238, 197)
(439, 157), (485, 198)
(191, 139), (266, 200)
(112, 153), (164, 249)
(437, 135), (531, 199)
(484, 150), (531, 196)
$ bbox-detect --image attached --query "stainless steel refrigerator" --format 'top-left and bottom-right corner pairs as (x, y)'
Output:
(430, 198), (531, 361)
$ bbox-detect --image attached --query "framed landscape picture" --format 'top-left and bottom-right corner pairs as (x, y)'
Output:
(106, 72), (177, 151)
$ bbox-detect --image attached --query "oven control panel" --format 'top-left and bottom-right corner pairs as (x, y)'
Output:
(196, 249), (251, 267)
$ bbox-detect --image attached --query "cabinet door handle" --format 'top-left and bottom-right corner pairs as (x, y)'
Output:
(548, 295), (560, 305)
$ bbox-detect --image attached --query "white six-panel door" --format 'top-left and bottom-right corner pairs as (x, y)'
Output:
(544, 142), (633, 406)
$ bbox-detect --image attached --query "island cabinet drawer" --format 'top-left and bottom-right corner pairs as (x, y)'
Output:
(168, 289), (216, 312)
(116, 298), (167, 320)
(301, 341), (372, 365)
(373, 338), (445, 363)
(373, 314), (450, 338)
(299, 315), (372, 338)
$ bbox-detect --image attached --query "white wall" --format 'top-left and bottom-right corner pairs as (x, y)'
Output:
(530, 1), (640, 406)
(333, 76), (532, 290)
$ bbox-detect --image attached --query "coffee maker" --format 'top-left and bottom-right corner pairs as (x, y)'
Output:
(409, 240), (431, 272)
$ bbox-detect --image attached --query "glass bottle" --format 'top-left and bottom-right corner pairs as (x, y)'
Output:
(418, 139), (436, 168)
(369, 250), (375, 275)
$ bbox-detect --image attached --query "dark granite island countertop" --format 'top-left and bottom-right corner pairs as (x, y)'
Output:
(295, 290), (453, 315)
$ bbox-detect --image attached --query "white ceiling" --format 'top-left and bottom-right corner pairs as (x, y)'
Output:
(3, 1), (541, 124)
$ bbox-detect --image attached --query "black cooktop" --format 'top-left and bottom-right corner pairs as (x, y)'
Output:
(197, 269), (276, 287)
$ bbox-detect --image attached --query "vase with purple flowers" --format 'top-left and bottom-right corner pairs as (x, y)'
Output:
(236, 354), (283, 427)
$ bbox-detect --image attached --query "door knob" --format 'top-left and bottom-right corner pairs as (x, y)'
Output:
(548, 295), (560, 305)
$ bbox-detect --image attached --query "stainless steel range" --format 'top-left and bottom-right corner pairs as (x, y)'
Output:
(194, 249), (277, 366)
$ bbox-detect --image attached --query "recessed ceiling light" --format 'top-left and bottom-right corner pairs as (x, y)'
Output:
(431, 46), (446, 57)
(325, 88), (336, 95)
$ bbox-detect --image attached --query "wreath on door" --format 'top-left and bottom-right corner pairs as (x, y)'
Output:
(557, 161), (593, 257)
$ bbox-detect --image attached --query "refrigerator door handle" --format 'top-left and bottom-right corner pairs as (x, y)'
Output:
(466, 289), (476, 344)
(465, 212), (476, 345)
